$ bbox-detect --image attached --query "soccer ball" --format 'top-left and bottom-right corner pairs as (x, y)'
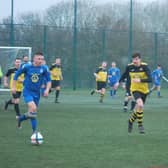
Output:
(30, 132), (43, 145)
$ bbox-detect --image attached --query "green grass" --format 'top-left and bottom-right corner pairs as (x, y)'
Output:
(0, 89), (168, 168)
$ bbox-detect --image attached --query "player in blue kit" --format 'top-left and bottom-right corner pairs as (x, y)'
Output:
(12, 52), (51, 132)
(108, 62), (120, 97)
(149, 64), (166, 97)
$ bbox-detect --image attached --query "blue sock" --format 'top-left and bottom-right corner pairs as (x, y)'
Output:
(110, 90), (113, 96)
(113, 90), (117, 96)
(19, 114), (28, 122)
(157, 91), (160, 97)
(30, 118), (37, 132)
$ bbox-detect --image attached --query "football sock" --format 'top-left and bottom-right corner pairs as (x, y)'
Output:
(137, 110), (143, 127)
(30, 118), (37, 132)
(19, 114), (28, 122)
(124, 100), (128, 107)
(100, 93), (104, 102)
(56, 90), (60, 99)
(157, 91), (160, 97)
(129, 110), (137, 123)
(110, 90), (113, 96)
(14, 104), (20, 116)
(113, 90), (117, 96)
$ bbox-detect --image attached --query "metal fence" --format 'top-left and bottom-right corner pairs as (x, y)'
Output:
(0, 24), (168, 89)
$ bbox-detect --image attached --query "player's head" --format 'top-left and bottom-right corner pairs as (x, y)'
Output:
(101, 61), (107, 68)
(132, 52), (141, 66)
(22, 55), (29, 63)
(55, 58), (61, 65)
(111, 62), (116, 67)
(33, 52), (44, 66)
(157, 64), (161, 69)
(14, 58), (22, 68)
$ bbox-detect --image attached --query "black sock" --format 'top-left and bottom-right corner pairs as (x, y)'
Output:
(56, 90), (60, 99)
(14, 104), (20, 116)
(124, 101), (128, 107)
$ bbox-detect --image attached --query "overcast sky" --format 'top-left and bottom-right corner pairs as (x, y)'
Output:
(0, 0), (156, 21)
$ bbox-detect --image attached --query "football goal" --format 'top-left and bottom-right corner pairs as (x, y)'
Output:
(0, 46), (32, 91)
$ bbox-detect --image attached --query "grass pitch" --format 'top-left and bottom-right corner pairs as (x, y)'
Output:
(0, 89), (168, 168)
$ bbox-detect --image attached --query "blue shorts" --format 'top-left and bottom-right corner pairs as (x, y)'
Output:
(154, 81), (161, 86)
(108, 81), (118, 87)
(23, 89), (40, 106)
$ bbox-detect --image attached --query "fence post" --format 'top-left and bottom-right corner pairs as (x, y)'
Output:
(10, 0), (14, 46)
(102, 29), (106, 61)
(128, 0), (133, 62)
(43, 25), (47, 60)
(73, 0), (78, 90)
(154, 32), (158, 65)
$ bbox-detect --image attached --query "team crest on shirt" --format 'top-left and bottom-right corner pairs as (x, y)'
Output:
(31, 73), (39, 83)
(40, 68), (44, 73)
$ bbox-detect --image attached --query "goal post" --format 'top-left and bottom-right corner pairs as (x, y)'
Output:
(0, 46), (32, 90)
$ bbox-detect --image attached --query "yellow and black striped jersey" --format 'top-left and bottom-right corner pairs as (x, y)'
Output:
(95, 66), (107, 82)
(5, 67), (24, 92)
(50, 64), (62, 81)
(122, 62), (152, 94)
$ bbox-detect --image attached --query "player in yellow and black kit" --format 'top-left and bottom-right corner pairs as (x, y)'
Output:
(91, 61), (108, 103)
(4, 58), (24, 118)
(50, 58), (63, 103)
(121, 52), (152, 134)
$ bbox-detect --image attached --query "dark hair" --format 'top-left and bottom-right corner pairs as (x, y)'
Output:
(157, 64), (161, 67)
(132, 52), (141, 59)
(34, 52), (43, 56)
(22, 55), (28, 58)
(15, 57), (21, 60)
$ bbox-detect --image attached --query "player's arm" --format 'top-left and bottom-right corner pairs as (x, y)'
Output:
(162, 76), (168, 82)
(43, 69), (51, 97)
(140, 66), (152, 83)
(119, 66), (129, 83)
(94, 68), (101, 80)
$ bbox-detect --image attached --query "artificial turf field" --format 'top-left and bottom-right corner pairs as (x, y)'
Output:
(0, 89), (168, 168)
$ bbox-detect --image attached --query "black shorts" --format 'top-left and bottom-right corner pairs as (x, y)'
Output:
(96, 81), (106, 90)
(12, 91), (22, 99)
(132, 91), (147, 104)
(51, 80), (61, 88)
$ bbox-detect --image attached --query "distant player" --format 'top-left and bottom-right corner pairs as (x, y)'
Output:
(20, 55), (31, 68)
(108, 62), (120, 97)
(149, 64), (167, 98)
(4, 58), (24, 118)
(40, 56), (50, 97)
(50, 58), (63, 103)
(12, 52), (51, 132)
(122, 52), (152, 134)
(91, 61), (108, 103)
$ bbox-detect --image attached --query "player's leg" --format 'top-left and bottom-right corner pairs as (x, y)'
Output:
(13, 92), (22, 118)
(128, 92), (144, 133)
(157, 85), (161, 98)
(113, 82), (119, 97)
(99, 82), (106, 103)
(4, 96), (14, 110)
(55, 81), (61, 103)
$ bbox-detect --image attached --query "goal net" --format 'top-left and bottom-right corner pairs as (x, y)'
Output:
(0, 46), (32, 91)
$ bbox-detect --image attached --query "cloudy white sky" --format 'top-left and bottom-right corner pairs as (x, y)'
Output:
(0, 0), (156, 21)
